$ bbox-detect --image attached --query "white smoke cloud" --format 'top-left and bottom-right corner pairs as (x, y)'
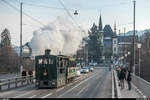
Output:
(29, 16), (85, 56)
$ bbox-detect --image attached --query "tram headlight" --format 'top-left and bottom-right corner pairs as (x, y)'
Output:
(43, 72), (48, 76)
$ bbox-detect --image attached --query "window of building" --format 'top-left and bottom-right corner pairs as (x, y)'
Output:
(114, 47), (116, 52)
(114, 40), (117, 44)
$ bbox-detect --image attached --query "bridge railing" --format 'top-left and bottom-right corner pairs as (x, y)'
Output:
(0, 75), (35, 91)
(131, 74), (150, 98)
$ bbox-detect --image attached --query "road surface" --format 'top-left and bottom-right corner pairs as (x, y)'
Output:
(0, 67), (112, 98)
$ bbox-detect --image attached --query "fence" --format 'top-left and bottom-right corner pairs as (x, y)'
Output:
(0, 75), (35, 91)
(132, 74), (150, 98)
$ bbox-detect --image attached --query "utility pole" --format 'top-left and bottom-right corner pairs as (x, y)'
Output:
(20, 2), (23, 76)
(132, 0), (136, 74)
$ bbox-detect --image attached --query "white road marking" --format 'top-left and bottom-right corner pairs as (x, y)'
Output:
(74, 77), (82, 81)
(14, 90), (35, 98)
(29, 95), (37, 98)
(57, 72), (99, 98)
(56, 87), (64, 92)
(41, 93), (53, 98)
(75, 84), (89, 97)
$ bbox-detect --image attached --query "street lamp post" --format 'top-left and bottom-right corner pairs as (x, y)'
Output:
(137, 43), (142, 77)
(20, 2), (23, 76)
(133, 0), (136, 74)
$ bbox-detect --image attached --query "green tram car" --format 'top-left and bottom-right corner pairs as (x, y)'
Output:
(35, 49), (77, 88)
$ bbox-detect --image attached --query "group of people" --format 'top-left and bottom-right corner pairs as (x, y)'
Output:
(116, 66), (132, 91)
(22, 69), (33, 82)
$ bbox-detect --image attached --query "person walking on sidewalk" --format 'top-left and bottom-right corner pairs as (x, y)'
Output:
(119, 67), (126, 89)
(127, 70), (132, 90)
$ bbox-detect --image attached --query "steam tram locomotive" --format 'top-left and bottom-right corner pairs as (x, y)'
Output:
(35, 49), (77, 88)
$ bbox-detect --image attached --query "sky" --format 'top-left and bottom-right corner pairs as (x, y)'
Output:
(0, 0), (150, 46)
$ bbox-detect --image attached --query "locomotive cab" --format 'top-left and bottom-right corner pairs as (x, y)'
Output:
(35, 49), (77, 88)
(35, 49), (68, 88)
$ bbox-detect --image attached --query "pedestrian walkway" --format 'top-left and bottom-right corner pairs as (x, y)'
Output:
(119, 80), (143, 98)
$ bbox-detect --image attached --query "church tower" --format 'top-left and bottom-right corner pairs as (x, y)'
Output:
(112, 21), (118, 58)
(98, 14), (103, 31)
(98, 13), (104, 62)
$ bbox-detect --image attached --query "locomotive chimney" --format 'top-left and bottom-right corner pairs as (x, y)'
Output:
(45, 49), (51, 55)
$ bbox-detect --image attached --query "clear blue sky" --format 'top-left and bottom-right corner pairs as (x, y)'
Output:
(0, 0), (150, 46)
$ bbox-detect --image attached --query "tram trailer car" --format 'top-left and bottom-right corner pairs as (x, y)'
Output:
(35, 49), (77, 88)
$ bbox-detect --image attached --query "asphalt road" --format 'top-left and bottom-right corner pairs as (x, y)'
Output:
(0, 67), (112, 98)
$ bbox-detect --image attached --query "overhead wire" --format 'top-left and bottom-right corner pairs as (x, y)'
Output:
(1, 0), (45, 26)
(57, 0), (86, 37)
(24, 3), (75, 11)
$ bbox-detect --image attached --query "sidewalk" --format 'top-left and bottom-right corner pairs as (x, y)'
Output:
(119, 80), (143, 98)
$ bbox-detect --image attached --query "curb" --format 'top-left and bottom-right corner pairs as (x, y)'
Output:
(111, 70), (114, 98)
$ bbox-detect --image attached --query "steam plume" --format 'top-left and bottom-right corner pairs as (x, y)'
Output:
(29, 16), (85, 56)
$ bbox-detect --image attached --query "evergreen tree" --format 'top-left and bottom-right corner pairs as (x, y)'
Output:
(87, 23), (103, 63)
(0, 28), (20, 73)
(1, 28), (11, 47)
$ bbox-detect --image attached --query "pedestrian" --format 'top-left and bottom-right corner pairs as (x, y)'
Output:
(28, 69), (33, 83)
(127, 70), (132, 90)
(22, 69), (27, 83)
(119, 67), (126, 89)
(116, 66), (121, 86)
(125, 66), (128, 80)
(22, 69), (27, 78)
(116, 66), (121, 79)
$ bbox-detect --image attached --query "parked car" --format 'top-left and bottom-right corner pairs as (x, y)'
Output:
(80, 67), (89, 73)
(89, 62), (97, 66)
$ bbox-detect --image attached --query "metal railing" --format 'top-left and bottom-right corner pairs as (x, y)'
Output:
(0, 75), (35, 91)
(132, 74), (150, 98)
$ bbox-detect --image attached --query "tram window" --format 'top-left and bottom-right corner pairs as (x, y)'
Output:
(38, 59), (43, 64)
(43, 59), (47, 64)
(51, 59), (53, 64)
(49, 58), (53, 64)
(61, 62), (63, 67)
(49, 59), (51, 64)
(64, 61), (67, 66)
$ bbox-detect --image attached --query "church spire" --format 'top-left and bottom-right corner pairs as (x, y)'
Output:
(114, 20), (117, 36)
(99, 13), (103, 31)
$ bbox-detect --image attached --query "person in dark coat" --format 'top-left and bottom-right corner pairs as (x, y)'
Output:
(22, 69), (27, 78)
(28, 69), (33, 83)
(119, 68), (126, 89)
(127, 70), (132, 90)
